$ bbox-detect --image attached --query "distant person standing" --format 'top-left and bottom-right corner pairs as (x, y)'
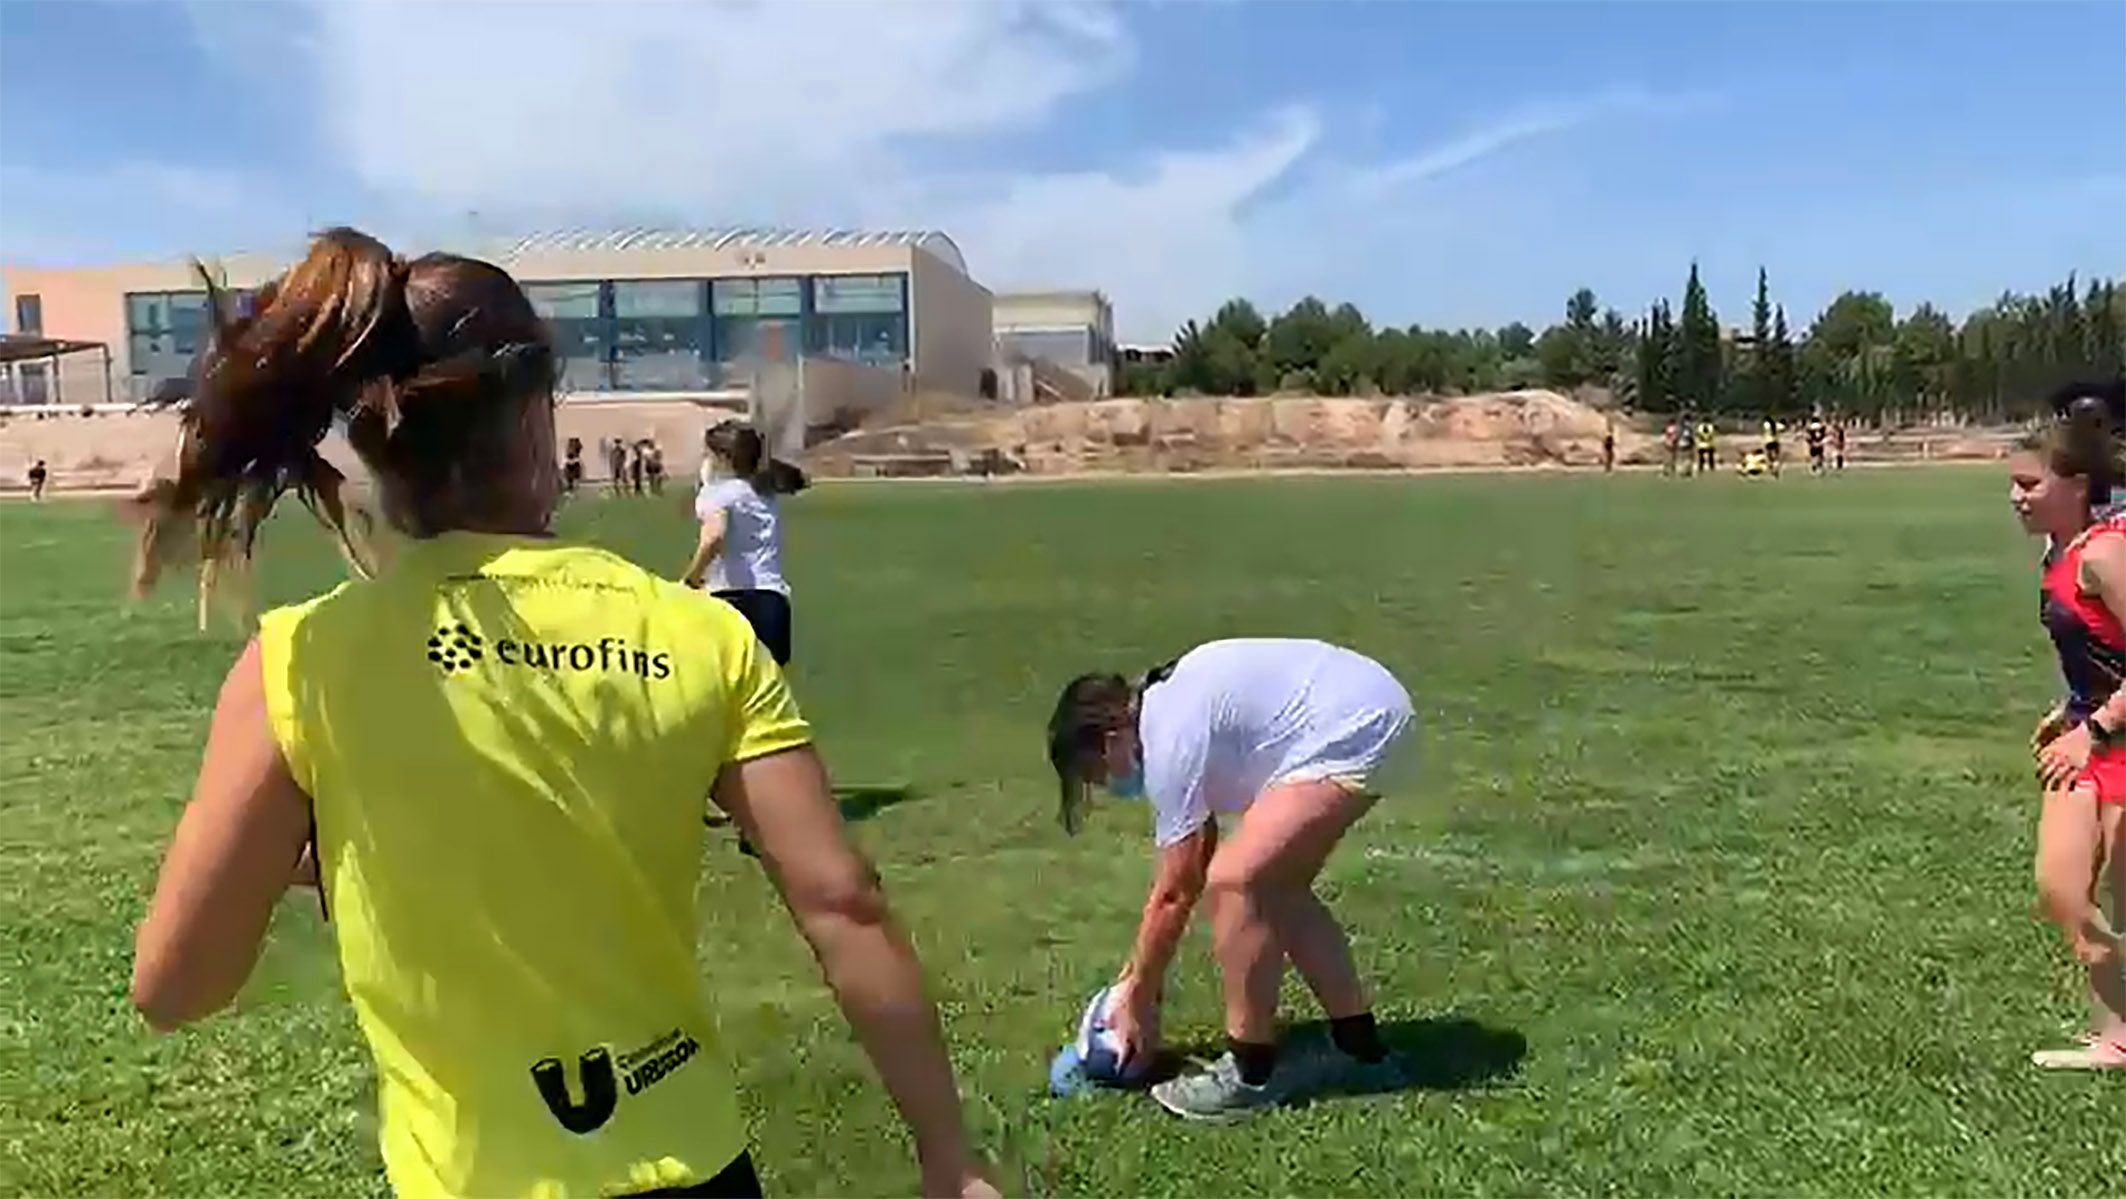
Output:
(1805, 413), (1829, 476)
(1602, 419), (1617, 474)
(683, 423), (806, 666)
(1762, 418), (1783, 478)
(1662, 421), (1681, 477)
(28, 459), (49, 502)
(1694, 417), (1717, 476)
(561, 437), (583, 495)
(606, 437), (628, 495)
(629, 441), (647, 495)
(1832, 416), (1848, 471)
(645, 439), (666, 495)
(1677, 417), (1696, 477)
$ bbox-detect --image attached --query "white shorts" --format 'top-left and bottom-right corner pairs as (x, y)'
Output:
(1268, 700), (1416, 798)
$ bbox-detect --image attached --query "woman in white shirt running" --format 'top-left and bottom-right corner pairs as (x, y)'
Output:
(1047, 638), (1414, 1120)
(681, 423), (805, 664)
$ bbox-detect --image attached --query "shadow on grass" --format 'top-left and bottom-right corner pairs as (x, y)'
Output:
(1171, 1015), (1527, 1101)
(706, 785), (920, 856)
(832, 784), (918, 823)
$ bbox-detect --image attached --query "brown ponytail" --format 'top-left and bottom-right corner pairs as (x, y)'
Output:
(704, 421), (808, 497)
(127, 227), (554, 615)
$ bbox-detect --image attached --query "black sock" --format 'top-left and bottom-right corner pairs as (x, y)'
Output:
(1229, 1038), (1278, 1086)
(1330, 1013), (1386, 1063)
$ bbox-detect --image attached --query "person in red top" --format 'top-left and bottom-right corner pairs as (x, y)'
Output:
(2016, 398), (2126, 1069)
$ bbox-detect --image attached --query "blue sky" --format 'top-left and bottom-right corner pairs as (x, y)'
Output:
(3, 0), (2121, 339)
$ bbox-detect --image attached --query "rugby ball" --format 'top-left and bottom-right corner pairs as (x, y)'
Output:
(1074, 985), (1149, 1084)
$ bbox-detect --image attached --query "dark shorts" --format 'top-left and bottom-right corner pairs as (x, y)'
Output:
(628, 1152), (762, 1198)
(714, 589), (792, 665)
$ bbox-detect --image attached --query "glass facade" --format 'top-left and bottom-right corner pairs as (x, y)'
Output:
(514, 272), (908, 390)
(107, 272), (916, 398)
(712, 277), (803, 366)
(807, 274), (907, 365)
(125, 290), (212, 395)
(613, 280), (709, 389)
(524, 282), (611, 391)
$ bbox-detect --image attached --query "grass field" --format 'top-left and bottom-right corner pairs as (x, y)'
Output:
(2, 467), (2121, 1198)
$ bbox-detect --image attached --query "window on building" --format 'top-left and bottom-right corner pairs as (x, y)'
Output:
(711, 277), (802, 317)
(18, 362), (49, 405)
(612, 280), (708, 389)
(805, 274), (908, 366)
(525, 281), (612, 391)
(1000, 328), (1093, 367)
(811, 274), (903, 315)
(14, 294), (42, 335)
(125, 290), (213, 396)
(712, 277), (802, 364)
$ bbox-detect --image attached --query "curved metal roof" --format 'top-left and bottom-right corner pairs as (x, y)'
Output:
(489, 226), (967, 273)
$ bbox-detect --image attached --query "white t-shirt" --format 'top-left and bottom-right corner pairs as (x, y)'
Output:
(1139, 639), (1413, 847)
(694, 478), (788, 595)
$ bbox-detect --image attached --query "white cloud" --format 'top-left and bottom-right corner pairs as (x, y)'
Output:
(949, 107), (1322, 337)
(172, 0), (1689, 338)
(301, 0), (1130, 220)
(1347, 88), (1708, 199)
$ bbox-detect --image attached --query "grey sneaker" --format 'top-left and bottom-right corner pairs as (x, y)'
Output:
(1150, 1052), (1281, 1122)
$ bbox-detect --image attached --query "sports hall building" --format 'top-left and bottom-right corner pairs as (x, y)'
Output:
(1, 227), (995, 406)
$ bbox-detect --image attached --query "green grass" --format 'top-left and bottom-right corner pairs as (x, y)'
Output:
(2, 468), (2121, 1197)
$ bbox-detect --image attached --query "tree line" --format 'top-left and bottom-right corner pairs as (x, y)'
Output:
(1120, 266), (2126, 425)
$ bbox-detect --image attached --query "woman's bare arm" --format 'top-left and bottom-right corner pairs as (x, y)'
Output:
(1120, 824), (1215, 996)
(132, 639), (313, 1031)
(713, 747), (991, 1196)
(681, 507), (726, 588)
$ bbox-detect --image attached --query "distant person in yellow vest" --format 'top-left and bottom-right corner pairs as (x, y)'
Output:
(1695, 418), (1717, 475)
(123, 229), (996, 1199)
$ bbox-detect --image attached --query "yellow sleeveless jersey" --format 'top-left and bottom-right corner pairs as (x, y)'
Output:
(256, 532), (810, 1198)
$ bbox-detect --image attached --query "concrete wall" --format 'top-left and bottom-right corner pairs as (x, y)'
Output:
(800, 357), (904, 434)
(908, 252), (995, 397)
(993, 290), (1112, 337)
(746, 357), (906, 460)
(0, 398), (748, 494)
(993, 289), (1115, 397)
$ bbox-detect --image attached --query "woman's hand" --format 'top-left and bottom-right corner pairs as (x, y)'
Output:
(2031, 704), (2070, 752)
(1106, 975), (1163, 1069)
(2037, 721), (2094, 789)
(679, 566), (705, 590)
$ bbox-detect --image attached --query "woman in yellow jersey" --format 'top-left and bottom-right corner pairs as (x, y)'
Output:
(125, 229), (996, 1199)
